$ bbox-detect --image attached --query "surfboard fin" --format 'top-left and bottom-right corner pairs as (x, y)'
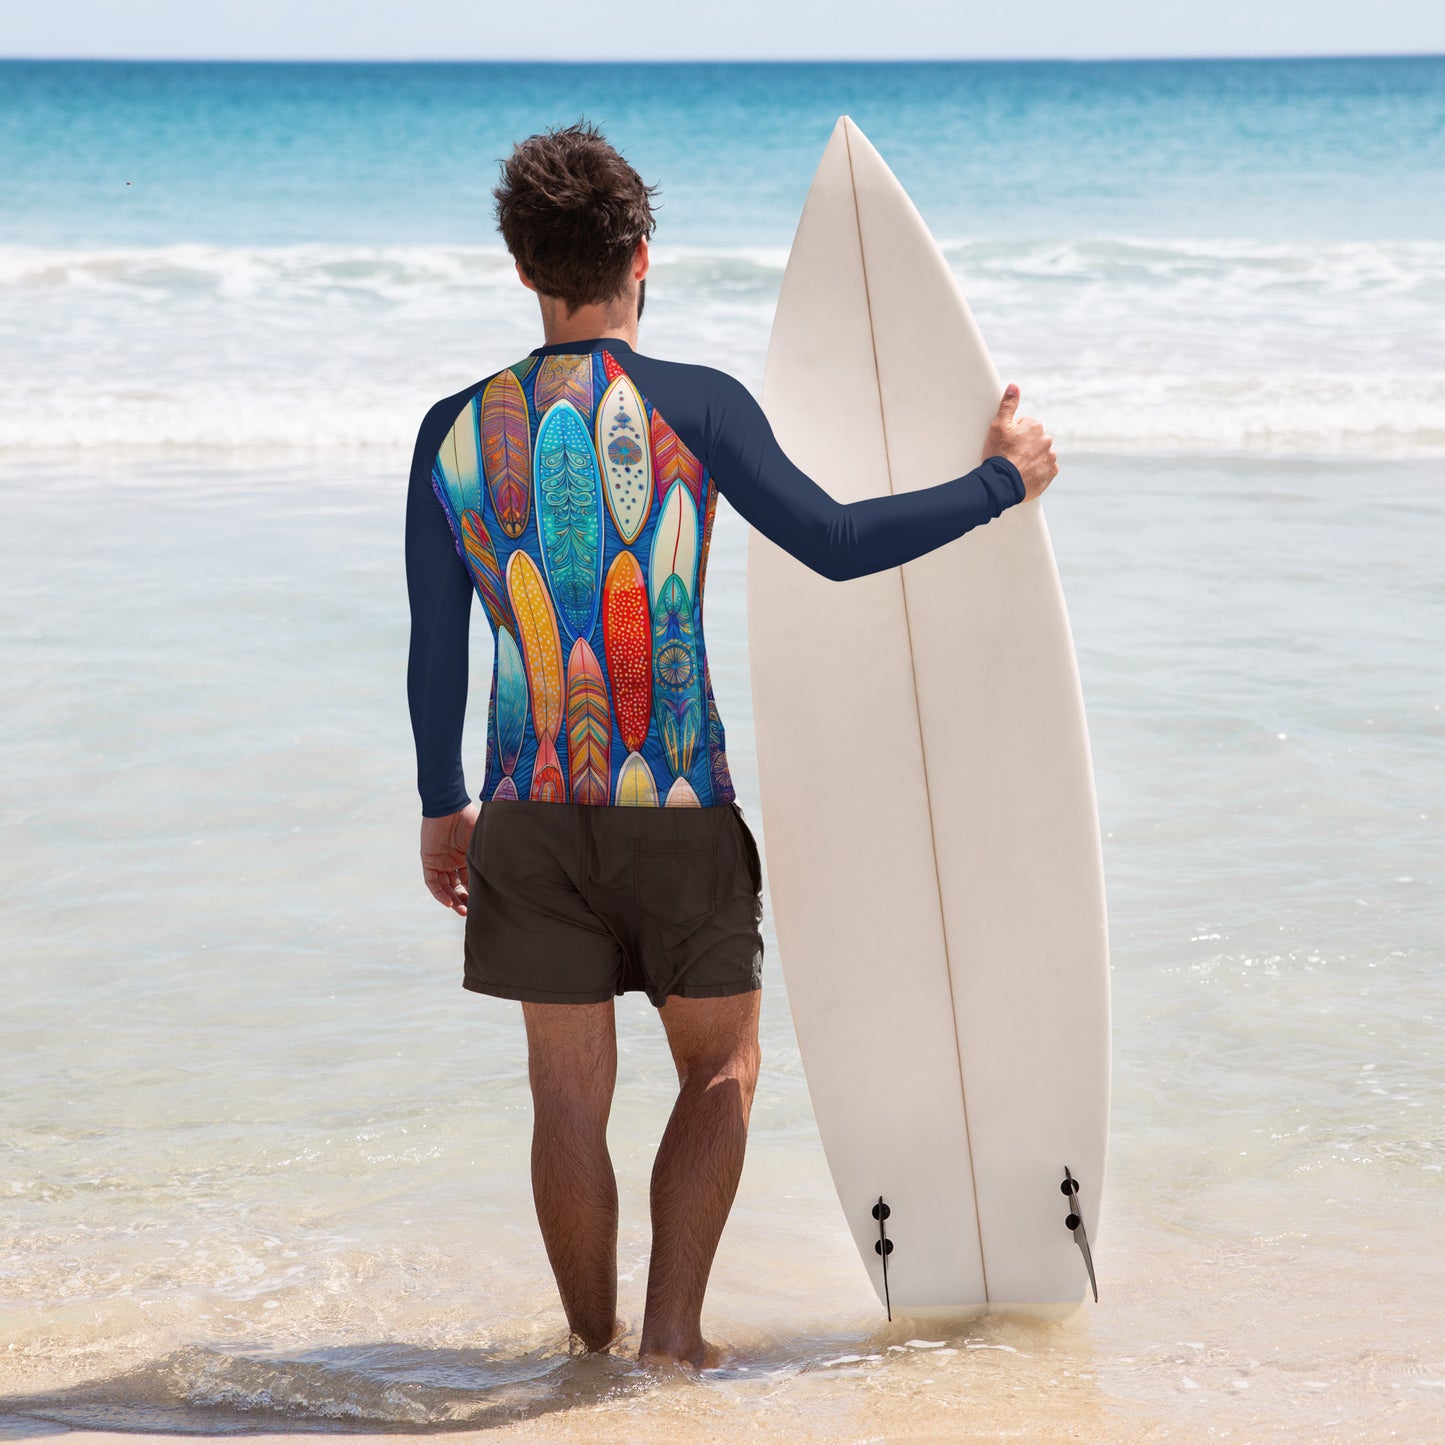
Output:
(1061, 1166), (1098, 1302)
(872, 1196), (894, 1321)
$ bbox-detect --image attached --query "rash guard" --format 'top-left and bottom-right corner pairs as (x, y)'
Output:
(406, 335), (1025, 815)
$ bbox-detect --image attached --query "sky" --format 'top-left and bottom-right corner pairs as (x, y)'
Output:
(2, 0), (1442, 62)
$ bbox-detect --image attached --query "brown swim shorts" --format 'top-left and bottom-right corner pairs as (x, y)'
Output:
(463, 798), (765, 1008)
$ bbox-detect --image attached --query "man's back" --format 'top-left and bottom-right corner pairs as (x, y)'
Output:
(409, 334), (737, 810)
(405, 334), (1025, 815)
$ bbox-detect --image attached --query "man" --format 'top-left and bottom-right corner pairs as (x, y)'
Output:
(405, 120), (1057, 1372)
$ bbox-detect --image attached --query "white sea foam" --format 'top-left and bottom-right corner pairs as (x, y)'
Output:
(0, 236), (1440, 457)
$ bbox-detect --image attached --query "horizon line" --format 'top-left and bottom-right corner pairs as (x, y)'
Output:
(2, 50), (1443, 65)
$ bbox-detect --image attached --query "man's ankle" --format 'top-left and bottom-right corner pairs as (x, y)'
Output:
(571, 1314), (627, 1354)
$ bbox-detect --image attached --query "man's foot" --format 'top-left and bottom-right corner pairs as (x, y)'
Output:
(636, 1335), (726, 1370)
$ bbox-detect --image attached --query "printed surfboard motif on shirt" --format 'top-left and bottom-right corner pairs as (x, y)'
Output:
(596, 372), (653, 544)
(495, 626), (528, 779)
(459, 508), (513, 639)
(698, 478), (719, 599)
(535, 400), (603, 644)
(509, 355), (538, 384)
(529, 729), (566, 802)
(647, 479), (699, 609)
(615, 750), (659, 806)
(702, 655), (734, 803)
(665, 775), (702, 807)
(479, 369), (532, 539)
(601, 549), (652, 756)
(491, 774), (520, 801)
(534, 353), (594, 415)
(652, 571), (703, 780)
(436, 394), (484, 516)
(505, 549), (565, 761)
(651, 409), (704, 515)
(566, 638), (611, 805)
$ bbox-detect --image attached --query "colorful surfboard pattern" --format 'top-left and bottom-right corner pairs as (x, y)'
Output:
(429, 350), (737, 807)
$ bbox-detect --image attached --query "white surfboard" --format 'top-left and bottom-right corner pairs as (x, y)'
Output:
(746, 117), (1111, 1316)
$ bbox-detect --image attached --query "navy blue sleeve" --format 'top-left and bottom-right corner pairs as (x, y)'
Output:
(697, 366), (1026, 583)
(405, 388), (478, 818)
(620, 351), (1025, 582)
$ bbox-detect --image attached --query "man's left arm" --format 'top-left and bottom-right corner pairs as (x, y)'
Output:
(691, 366), (1025, 583)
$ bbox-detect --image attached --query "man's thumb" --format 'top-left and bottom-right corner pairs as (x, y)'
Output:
(998, 382), (1019, 417)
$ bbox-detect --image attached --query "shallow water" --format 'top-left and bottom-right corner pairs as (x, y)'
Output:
(2, 450), (1441, 1442)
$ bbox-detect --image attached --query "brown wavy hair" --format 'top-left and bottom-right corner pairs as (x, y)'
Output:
(493, 118), (660, 315)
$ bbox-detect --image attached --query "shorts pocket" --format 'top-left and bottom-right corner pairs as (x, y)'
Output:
(731, 805), (763, 896)
(632, 836), (719, 925)
(466, 804), (486, 873)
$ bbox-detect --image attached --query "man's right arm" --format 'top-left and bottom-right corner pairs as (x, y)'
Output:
(696, 367), (1026, 582)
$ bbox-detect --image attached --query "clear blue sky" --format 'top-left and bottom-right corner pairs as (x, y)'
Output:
(3, 0), (1442, 61)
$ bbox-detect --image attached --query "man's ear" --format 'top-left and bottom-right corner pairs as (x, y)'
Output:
(515, 261), (535, 293)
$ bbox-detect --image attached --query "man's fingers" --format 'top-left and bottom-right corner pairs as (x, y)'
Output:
(996, 382), (1020, 419)
(423, 863), (468, 914)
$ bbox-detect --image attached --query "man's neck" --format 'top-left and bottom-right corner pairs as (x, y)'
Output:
(540, 315), (637, 350)
(539, 287), (642, 350)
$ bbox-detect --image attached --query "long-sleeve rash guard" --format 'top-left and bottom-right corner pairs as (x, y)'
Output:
(406, 334), (1025, 815)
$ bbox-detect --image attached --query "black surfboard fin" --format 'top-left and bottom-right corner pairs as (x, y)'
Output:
(1061, 1165), (1098, 1302)
(872, 1196), (894, 1320)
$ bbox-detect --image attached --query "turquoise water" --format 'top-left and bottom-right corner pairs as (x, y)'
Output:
(3, 57), (1443, 246)
(2, 56), (1443, 1443)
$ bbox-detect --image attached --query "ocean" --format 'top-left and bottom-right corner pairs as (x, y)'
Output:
(1, 56), (1441, 1443)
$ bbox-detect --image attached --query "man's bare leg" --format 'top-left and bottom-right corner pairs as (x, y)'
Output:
(638, 988), (762, 1369)
(521, 997), (624, 1354)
